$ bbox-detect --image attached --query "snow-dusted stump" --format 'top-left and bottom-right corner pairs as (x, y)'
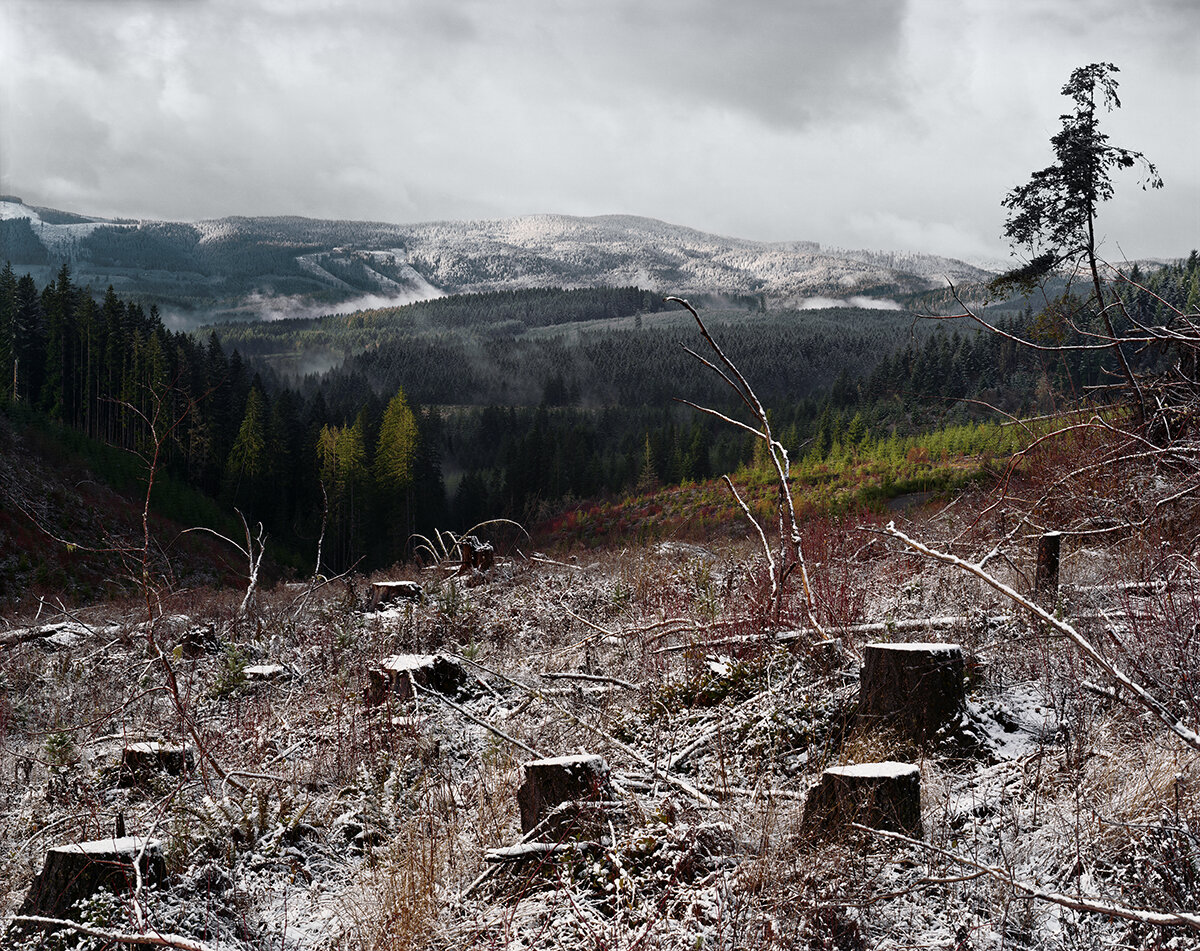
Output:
(15, 837), (165, 927)
(175, 622), (220, 658)
(859, 642), (966, 746)
(244, 663), (289, 682)
(517, 754), (614, 836)
(803, 762), (922, 837)
(1035, 531), (1062, 600)
(119, 742), (193, 785)
(370, 579), (424, 610)
(365, 653), (469, 705)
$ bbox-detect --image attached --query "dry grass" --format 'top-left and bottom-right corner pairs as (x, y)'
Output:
(2, 476), (1200, 949)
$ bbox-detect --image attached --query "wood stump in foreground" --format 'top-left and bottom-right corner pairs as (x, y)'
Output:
(803, 762), (922, 837)
(859, 642), (965, 746)
(517, 754), (614, 836)
(15, 836), (165, 926)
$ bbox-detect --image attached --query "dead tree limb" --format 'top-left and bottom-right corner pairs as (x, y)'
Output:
(181, 509), (266, 620)
(7, 915), (220, 950)
(855, 824), (1200, 931)
(884, 521), (1200, 752)
(668, 296), (821, 634)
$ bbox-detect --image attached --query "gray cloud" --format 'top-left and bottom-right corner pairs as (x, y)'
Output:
(1, 0), (1195, 260)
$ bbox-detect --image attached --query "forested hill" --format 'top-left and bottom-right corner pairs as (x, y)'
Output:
(1, 256), (1198, 589)
(0, 197), (993, 324)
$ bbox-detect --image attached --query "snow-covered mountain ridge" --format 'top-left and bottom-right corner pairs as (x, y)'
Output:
(0, 197), (994, 319)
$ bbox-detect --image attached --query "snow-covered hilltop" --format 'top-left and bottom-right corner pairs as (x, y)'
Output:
(0, 198), (994, 321)
(393, 212), (992, 304)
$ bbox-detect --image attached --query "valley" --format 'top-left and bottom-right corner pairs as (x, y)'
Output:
(0, 202), (1196, 951)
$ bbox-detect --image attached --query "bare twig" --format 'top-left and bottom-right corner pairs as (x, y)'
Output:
(668, 296), (821, 634)
(180, 508), (266, 620)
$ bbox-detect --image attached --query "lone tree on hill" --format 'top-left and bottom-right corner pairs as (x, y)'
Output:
(994, 62), (1163, 418)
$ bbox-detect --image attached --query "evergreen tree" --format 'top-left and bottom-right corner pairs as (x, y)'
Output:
(373, 388), (419, 495)
(636, 433), (659, 493)
(998, 63), (1162, 416)
(846, 411), (868, 448)
(0, 262), (15, 401)
(318, 419), (369, 569)
(223, 384), (270, 512)
(12, 273), (43, 403)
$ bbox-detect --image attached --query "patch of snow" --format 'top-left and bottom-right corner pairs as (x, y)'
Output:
(380, 654), (435, 672)
(527, 753), (607, 769)
(826, 762), (920, 779)
(54, 835), (161, 855)
(243, 663), (289, 680)
(705, 655), (733, 678)
(967, 680), (1058, 761)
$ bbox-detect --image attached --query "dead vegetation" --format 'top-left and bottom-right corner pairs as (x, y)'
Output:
(0, 467), (1197, 949)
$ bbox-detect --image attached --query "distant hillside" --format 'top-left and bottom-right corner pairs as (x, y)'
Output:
(0, 197), (993, 324)
(0, 407), (258, 610)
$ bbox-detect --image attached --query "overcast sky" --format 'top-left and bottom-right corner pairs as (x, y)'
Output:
(2, 0), (1197, 262)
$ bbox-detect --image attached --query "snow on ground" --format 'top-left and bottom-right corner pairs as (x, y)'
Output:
(2, 537), (1197, 950)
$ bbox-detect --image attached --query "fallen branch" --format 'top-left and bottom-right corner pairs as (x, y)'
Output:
(485, 840), (600, 863)
(854, 824), (1200, 931)
(885, 521), (1200, 753)
(7, 915), (219, 951)
(451, 653), (717, 808)
(651, 615), (994, 655)
(413, 683), (544, 759)
(540, 671), (638, 690)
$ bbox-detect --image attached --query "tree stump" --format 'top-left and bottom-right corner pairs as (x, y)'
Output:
(119, 742), (193, 786)
(859, 642), (966, 746)
(176, 623), (220, 658)
(1035, 531), (1062, 600)
(517, 754), (614, 836)
(803, 762), (922, 837)
(456, 536), (494, 585)
(365, 653), (470, 705)
(243, 663), (289, 682)
(370, 580), (424, 610)
(15, 837), (165, 927)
